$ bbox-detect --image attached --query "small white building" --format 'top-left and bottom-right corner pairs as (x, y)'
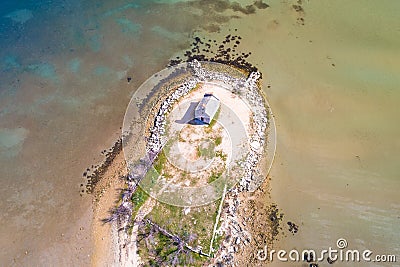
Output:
(194, 93), (220, 124)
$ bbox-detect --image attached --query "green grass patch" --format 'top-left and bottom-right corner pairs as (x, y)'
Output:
(215, 150), (227, 162)
(214, 136), (222, 146)
(211, 232), (224, 256)
(127, 186), (150, 235)
(196, 145), (202, 158)
(137, 198), (223, 265)
(153, 151), (167, 173)
(145, 201), (219, 255)
(207, 107), (221, 129)
(208, 170), (223, 184)
(131, 187), (149, 216)
(198, 141), (215, 159)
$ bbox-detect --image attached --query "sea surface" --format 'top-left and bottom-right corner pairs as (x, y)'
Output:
(0, 0), (399, 266)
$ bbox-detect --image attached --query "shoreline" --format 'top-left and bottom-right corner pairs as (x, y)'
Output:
(91, 148), (126, 266)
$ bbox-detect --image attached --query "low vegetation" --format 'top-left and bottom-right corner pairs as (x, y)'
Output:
(208, 107), (221, 129)
(131, 187), (149, 216)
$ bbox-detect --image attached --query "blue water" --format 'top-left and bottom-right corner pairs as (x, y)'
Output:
(0, 0), (256, 265)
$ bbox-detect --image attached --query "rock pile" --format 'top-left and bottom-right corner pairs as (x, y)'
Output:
(146, 78), (199, 153)
(81, 138), (123, 194)
(237, 71), (269, 192)
(169, 34), (259, 74)
(214, 188), (252, 265)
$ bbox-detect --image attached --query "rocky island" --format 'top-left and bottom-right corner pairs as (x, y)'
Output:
(93, 60), (276, 266)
